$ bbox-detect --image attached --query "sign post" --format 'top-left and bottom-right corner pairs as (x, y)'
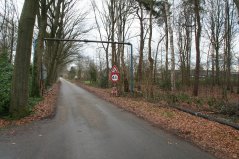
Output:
(110, 65), (120, 96)
(110, 65), (120, 83)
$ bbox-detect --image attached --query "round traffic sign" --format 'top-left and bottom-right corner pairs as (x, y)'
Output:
(111, 73), (119, 82)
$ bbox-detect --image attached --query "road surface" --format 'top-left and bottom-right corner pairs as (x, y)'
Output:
(0, 79), (216, 159)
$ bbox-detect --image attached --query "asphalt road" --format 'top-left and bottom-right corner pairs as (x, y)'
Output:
(0, 79), (216, 159)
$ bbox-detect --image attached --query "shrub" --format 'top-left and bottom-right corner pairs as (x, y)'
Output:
(98, 73), (108, 88)
(159, 80), (171, 90)
(208, 98), (239, 116)
(193, 98), (204, 107)
(207, 97), (217, 107)
(0, 53), (13, 115)
(219, 102), (239, 116)
(177, 93), (191, 104)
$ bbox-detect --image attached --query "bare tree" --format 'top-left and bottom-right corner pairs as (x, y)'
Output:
(223, 0), (237, 96)
(0, 0), (18, 62)
(224, 0), (232, 95)
(45, 0), (91, 85)
(154, 0), (170, 84)
(193, 0), (202, 96)
(204, 0), (224, 86)
(91, 0), (111, 87)
(136, 2), (145, 91)
(31, 0), (54, 97)
(110, 0), (117, 66)
(115, 0), (134, 92)
(145, 0), (154, 97)
(164, 0), (175, 91)
(177, 0), (193, 86)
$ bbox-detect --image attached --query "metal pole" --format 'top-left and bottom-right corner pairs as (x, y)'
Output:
(44, 38), (131, 46)
(130, 43), (134, 95)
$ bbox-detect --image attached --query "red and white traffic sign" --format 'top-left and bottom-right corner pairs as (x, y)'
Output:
(111, 74), (119, 82)
(110, 65), (120, 82)
(111, 65), (119, 73)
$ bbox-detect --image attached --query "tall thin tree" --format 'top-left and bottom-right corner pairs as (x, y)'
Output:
(193, 0), (202, 96)
(165, 0), (175, 91)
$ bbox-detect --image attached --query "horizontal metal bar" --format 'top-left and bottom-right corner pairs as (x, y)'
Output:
(44, 38), (132, 46)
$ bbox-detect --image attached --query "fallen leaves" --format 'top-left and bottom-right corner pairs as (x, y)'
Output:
(79, 83), (239, 159)
(0, 83), (60, 129)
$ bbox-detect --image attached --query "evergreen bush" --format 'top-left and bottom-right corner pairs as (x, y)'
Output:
(98, 71), (108, 88)
(0, 53), (13, 115)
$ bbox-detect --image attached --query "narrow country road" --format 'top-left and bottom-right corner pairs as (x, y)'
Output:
(0, 79), (216, 159)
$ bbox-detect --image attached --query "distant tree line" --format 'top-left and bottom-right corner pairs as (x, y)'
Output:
(89, 0), (239, 99)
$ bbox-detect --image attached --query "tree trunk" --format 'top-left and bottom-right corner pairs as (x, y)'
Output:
(46, 41), (60, 86)
(177, 16), (185, 85)
(222, 37), (227, 99)
(215, 44), (220, 85)
(225, 1), (232, 92)
(193, 0), (201, 96)
(185, 14), (192, 86)
(31, 0), (47, 97)
(45, 0), (63, 86)
(165, 1), (175, 92)
(154, 36), (165, 83)
(147, 1), (154, 97)
(111, 0), (116, 66)
(164, 11), (169, 82)
(10, 0), (38, 118)
(211, 42), (215, 86)
(137, 3), (144, 91)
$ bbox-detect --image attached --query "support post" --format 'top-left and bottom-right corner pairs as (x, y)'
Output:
(129, 43), (134, 95)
